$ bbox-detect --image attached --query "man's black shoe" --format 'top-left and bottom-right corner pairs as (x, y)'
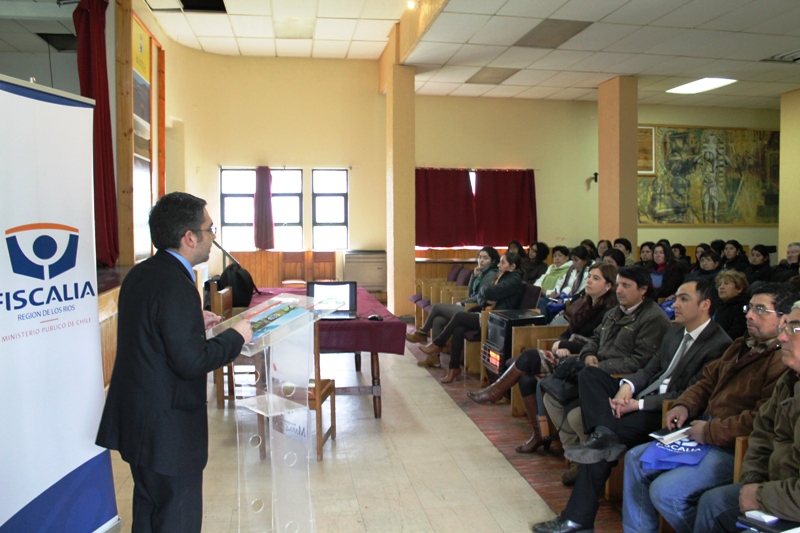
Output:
(564, 431), (626, 464)
(532, 516), (594, 533)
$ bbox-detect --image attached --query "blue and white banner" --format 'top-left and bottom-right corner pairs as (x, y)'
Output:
(0, 75), (118, 532)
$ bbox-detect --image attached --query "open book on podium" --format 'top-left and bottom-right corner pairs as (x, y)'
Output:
(206, 292), (341, 533)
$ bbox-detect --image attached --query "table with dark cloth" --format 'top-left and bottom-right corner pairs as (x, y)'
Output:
(249, 287), (406, 418)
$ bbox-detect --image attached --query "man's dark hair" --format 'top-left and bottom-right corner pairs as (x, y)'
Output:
(149, 192), (207, 251)
(614, 237), (632, 253)
(684, 278), (717, 315)
(617, 266), (655, 299)
(603, 248), (626, 267)
(552, 245), (570, 258)
(751, 282), (800, 315)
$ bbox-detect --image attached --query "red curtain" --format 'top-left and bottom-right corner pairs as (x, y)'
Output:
(254, 166), (274, 249)
(415, 168), (477, 247)
(474, 169), (537, 246)
(73, 0), (119, 267)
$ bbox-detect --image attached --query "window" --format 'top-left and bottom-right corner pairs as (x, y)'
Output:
(219, 168), (303, 251)
(312, 169), (348, 250)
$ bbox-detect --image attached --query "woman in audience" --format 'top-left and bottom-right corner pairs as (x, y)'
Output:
(688, 243), (711, 275)
(507, 240), (524, 255)
(635, 241), (655, 267)
(466, 263), (619, 453)
(649, 242), (687, 299)
(407, 247), (499, 346)
(602, 248), (626, 268)
(580, 239), (598, 262)
(419, 252), (524, 383)
(710, 239), (726, 257)
(687, 250), (722, 283)
(596, 239), (612, 260)
(538, 246), (592, 323)
(671, 243), (691, 266)
(521, 241), (549, 284)
(721, 239), (750, 272)
(534, 245), (572, 294)
(714, 270), (749, 340)
(773, 242), (800, 282)
(746, 244), (774, 286)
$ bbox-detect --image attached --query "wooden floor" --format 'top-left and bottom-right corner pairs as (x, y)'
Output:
(406, 337), (623, 533)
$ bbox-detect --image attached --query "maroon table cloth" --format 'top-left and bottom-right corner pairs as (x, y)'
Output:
(250, 287), (406, 355)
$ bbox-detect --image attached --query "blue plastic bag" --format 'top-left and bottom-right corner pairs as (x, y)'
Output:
(639, 438), (711, 470)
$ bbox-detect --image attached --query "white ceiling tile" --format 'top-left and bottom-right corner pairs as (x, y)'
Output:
(502, 69), (558, 86)
(641, 56), (715, 76)
(347, 40), (386, 59)
(763, 64), (800, 84)
(174, 34), (203, 50)
(650, 0), (751, 28)
(488, 46), (551, 68)
(724, 61), (794, 83)
(638, 76), (668, 88)
(497, 0), (568, 18)
(1, 32), (48, 52)
(644, 29), (730, 57)
(545, 87), (594, 99)
(312, 40), (350, 58)
(444, 0), (506, 15)
(718, 34), (800, 62)
(679, 59), (749, 77)
(145, 0), (183, 9)
(353, 19), (394, 41)
(416, 81), (459, 95)
(450, 83), (495, 96)
(273, 17), (315, 38)
(538, 71), (609, 87)
(560, 23), (639, 51)
(318, 0), (366, 18)
(275, 38), (312, 57)
(224, 0), (272, 16)
(606, 54), (675, 75)
(414, 64), (441, 81)
(468, 16), (542, 46)
(361, 0), (407, 20)
(514, 86), (563, 98)
(699, 0), (796, 32)
(185, 13), (234, 38)
(446, 44), (506, 66)
(483, 85), (528, 97)
(59, 20), (75, 35)
(576, 90), (598, 101)
(415, 81), (425, 91)
(642, 76), (696, 91)
(154, 12), (195, 37)
(746, 6), (800, 36)
(527, 49), (593, 70)
(272, 0), (316, 18)
(15, 19), (71, 34)
(198, 37), (240, 55)
(637, 91), (684, 104)
(0, 40), (17, 52)
(747, 97), (780, 109)
(550, 0), (629, 22)
(421, 13), (490, 44)
(430, 65), (481, 83)
(570, 51), (636, 72)
(602, 0), (692, 25)
(605, 26), (686, 54)
(238, 38), (276, 56)
(405, 41), (461, 65)
(0, 20), (28, 33)
(314, 18), (357, 40)
(230, 16), (274, 38)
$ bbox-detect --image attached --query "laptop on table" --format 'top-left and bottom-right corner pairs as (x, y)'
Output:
(307, 281), (358, 320)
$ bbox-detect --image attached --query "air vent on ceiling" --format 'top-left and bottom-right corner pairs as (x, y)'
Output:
(762, 49), (800, 64)
(37, 33), (78, 52)
(180, 0), (226, 13)
(515, 19), (592, 49)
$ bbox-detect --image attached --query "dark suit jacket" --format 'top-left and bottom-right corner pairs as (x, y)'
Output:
(624, 320), (732, 412)
(96, 251), (245, 476)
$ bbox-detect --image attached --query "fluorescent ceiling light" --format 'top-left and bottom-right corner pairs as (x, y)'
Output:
(666, 78), (736, 94)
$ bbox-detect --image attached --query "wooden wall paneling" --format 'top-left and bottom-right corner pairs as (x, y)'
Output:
(116, 0), (134, 265)
(98, 287), (120, 388)
(313, 251), (336, 281)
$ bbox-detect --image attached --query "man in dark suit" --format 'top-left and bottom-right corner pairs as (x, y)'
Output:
(96, 192), (253, 533)
(533, 279), (731, 533)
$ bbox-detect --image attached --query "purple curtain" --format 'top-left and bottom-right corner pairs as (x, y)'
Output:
(474, 169), (537, 246)
(254, 166), (274, 249)
(73, 0), (119, 266)
(415, 168), (477, 247)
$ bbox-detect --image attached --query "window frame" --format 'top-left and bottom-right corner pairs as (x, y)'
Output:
(311, 168), (349, 250)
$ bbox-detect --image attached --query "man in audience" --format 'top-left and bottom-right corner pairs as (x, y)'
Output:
(614, 238), (636, 266)
(532, 280), (731, 533)
(621, 282), (797, 533)
(695, 301), (800, 532)
(544, 266), (671, 484)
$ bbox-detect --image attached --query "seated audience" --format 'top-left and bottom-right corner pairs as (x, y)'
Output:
(521, 241), (549, 284)
(544, 266), (671, 485)
(649, 241), (687, 299)
(721, 239), (750, 272)
(507, 239), (524, 256)
(745, 244), (773, 286)
(534, 245), (572, 294)
(621, 282), (797, 533)
(711, 239), (726, 257)
(686, 250), (722, 283)
(537, 246), (591, 323)
(671, 243), (691, 266)
(532, 280), (730, 533)
(419, 252), (524, 383)
(407, 247), (499, 347)
(466, 263), (619, 455)
(772, 241), (800, 282)
(596, 239), (612, 260)
(635, 241), (655, 267)
(695, 301), (800, 532)
(614, 237), (636, 266)
(688, 242), (711, 275)
(581, 239), (598, 262)
(602, 248), (625, 268)
(714, 270), (749, 340)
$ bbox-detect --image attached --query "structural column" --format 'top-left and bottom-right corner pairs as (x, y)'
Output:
(779, 89), (800, 255)
(597, 76), (638, 246)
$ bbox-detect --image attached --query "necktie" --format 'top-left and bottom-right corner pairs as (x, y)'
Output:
(638, 332), (693, 399)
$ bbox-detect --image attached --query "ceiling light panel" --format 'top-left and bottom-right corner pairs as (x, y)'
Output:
(497, 0), (569, 18)
(347, 40), (387, 59)
(361, 0), (406, 20)
(237, 37), (276, 55)
(421, 13), (491, 43)
(467, 66), (520, 84)
(488, 46), (551, 68)
(601, 0), (691, 25)
(229, 16), (274, 38)
(318, 0), (366, 18)
(666, 77), (737, 94)
(650, 0), (750, 29)
(272, 0), (316, 18)
(198, 36), (240, 54)
(515, 19), (592, 48)
(468, 16), (542, 46)
(154, 12), (195, 37)
(550, 0), (629, 22)
(405, 41), (461, 64)
(353, 19), (394, 41)
(447, 44), (506, 67)
(224, 0), (272, 16)
(559, 22), (637, 51)
(275, 38), (313, 56)
(444, 0), (506, 15)
(312, 40), (350, 58)
(314, 18), (357, 40)
(185, 13), (234, 37)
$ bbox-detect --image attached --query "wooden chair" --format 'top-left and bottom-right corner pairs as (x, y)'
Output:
(210, 281), (236, 408)
(309, 321), (336, 461)
(282, 251), (307, 287)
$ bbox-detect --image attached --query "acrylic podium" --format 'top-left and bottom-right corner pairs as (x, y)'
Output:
(207, 293), (335, 533)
